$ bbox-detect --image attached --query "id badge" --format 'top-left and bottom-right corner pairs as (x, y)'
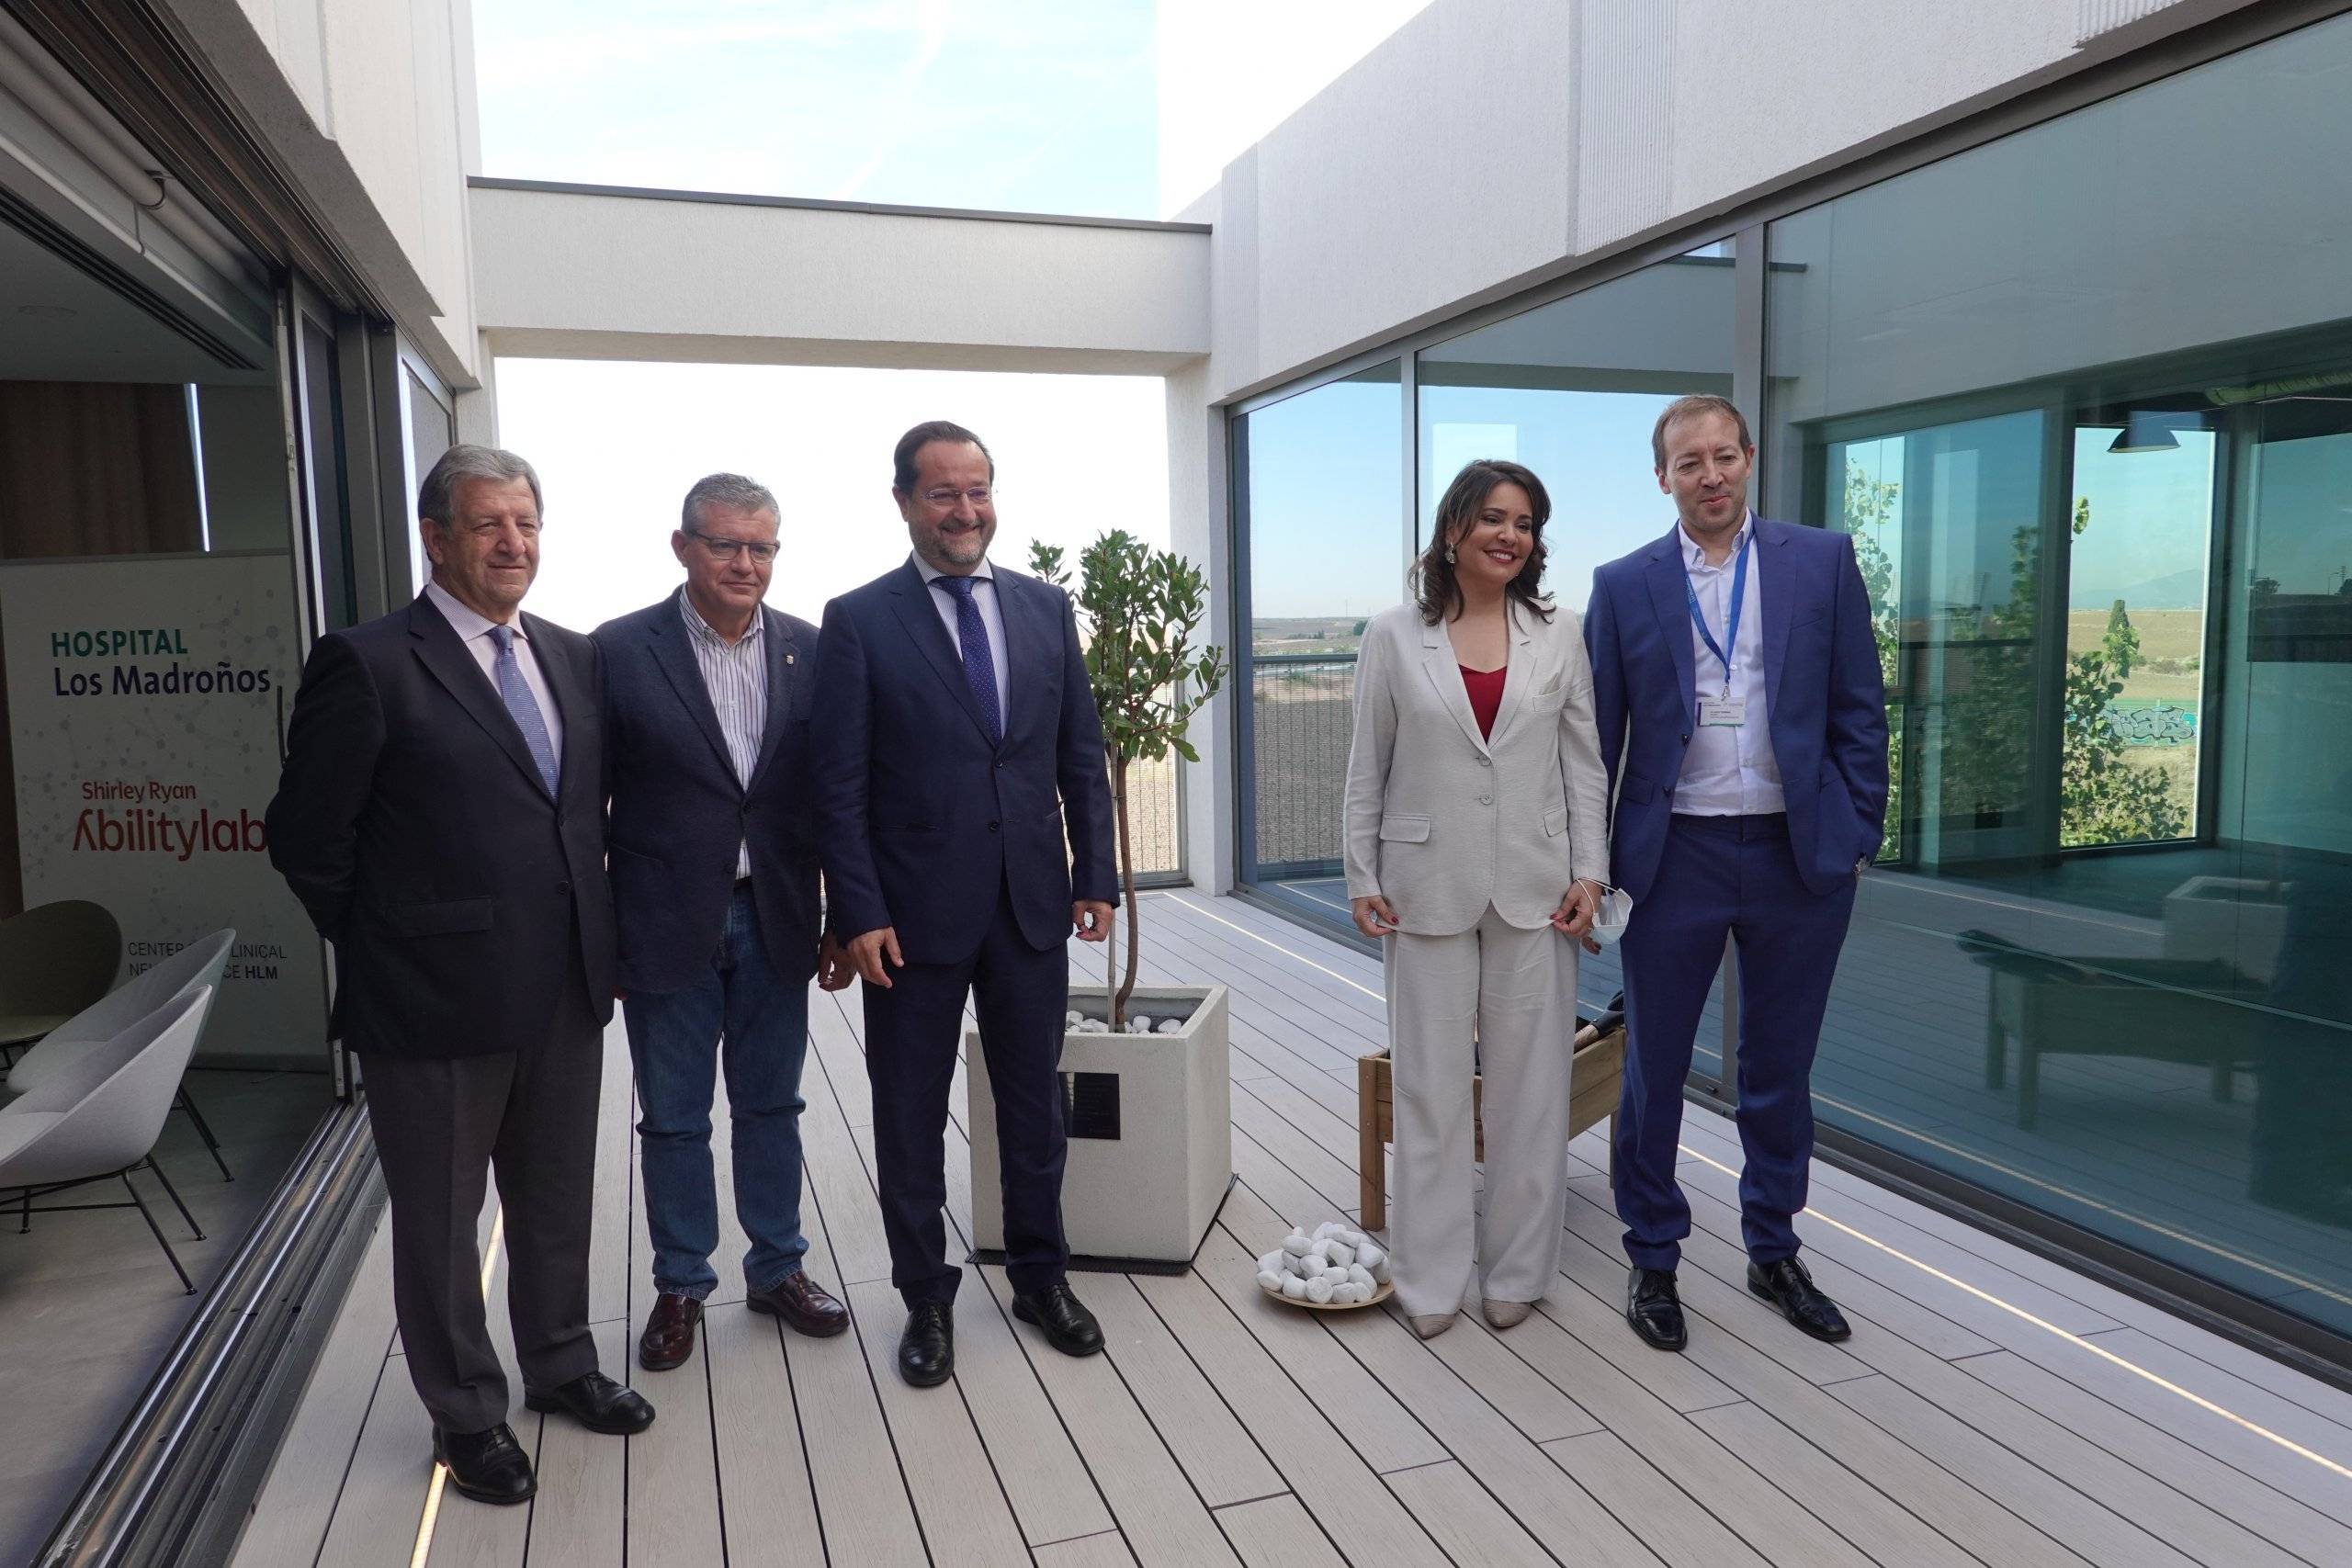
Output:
(1699, 697), (1746, 728)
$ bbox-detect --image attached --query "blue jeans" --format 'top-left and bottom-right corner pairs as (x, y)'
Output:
(623, 885), (810, 1300)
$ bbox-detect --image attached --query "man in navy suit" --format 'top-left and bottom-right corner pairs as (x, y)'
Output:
(1585, 396), (1888, 1353)
(594, 473), (852, 1375)
(811, 420), (1117, 1387)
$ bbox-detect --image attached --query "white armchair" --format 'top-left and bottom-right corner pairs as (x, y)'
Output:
(6, 929), (236, 1180)
(0, 987), (217, 1293)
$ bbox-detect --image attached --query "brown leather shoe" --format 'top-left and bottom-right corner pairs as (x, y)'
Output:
(639, 1292), (704, 1371)
(747, 1269), (849, 1337)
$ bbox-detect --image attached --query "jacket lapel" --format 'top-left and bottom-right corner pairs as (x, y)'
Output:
(1643, 527), (1698, 716)
(996, 570), (1050, 750)
(647, 603), (738, 782)
(1481, 601), (1539, 746)
(886, 561), (997, 746)
(526, 610), (594, 799)
(1419, 617), (1490, 757)
(1756, 516), (1792, 714)
(748, 605), (798, 786)
(409, 596), (552, 798)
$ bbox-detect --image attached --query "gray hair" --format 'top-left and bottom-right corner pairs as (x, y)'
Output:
(681, 472), (779, 532)
(419, 444), (543, 526)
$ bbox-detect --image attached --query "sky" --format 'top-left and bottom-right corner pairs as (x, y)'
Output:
(469, 1), (1432, 624)
(503, 362), (1170, 633)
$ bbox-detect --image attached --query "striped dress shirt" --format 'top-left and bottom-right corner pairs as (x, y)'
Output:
(679, 589), (767, 878)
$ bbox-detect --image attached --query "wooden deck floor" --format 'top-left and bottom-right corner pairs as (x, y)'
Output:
(230, 892), (2352, 1567)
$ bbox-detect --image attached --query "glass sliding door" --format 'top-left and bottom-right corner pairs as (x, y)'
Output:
(1232, 363), (1406, 928)
(1765, 11), (2352, 1342)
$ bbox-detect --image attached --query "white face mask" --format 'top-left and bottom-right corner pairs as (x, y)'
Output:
(1589, 885), (1634, 948)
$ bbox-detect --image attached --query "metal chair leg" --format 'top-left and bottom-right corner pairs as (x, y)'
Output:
(121, 1170), (195, 1294)
(175, 1087), (235, 1182)
(16, 1187), (28, 1235)
(141, 1157), (205, 1240)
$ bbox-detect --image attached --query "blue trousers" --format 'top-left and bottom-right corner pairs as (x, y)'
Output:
(1613, 813), (1855, 1272)
(622, 884), (811, 1300)
(865, 886), (1069, 1307)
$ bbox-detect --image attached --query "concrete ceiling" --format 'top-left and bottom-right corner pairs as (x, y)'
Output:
(0, 213), (275, 388)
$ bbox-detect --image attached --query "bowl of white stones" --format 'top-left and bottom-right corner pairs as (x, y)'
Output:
(1256, 1222), (1393, 1310)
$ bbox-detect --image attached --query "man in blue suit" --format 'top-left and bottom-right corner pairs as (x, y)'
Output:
(595, 473), (851, 1373)
(812, 421), (1118, 1387)
(1585, 395), (1888, 1352)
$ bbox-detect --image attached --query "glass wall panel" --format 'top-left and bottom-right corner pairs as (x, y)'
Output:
(1416, 247), (1736, 1013)
(1234, 362), (1404, 926)
(1765, 13), (2352, 1339)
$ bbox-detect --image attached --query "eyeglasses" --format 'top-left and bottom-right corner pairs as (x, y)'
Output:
(918, 486), (995, 508)
(684, 529), (779, 563)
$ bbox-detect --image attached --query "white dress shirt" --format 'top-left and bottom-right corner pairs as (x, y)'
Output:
(679, 588), (766, 877)
(1673, 514), (1784, 816)
(424, 580), (564, 760)
(914, 553), (1011, 720)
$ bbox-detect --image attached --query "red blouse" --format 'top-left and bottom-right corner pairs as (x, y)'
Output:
(1459, 664), (1506, 740)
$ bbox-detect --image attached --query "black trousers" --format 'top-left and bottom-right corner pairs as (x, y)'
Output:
(359, 965), (603, 1435)
(865, 886), (1069, 1306)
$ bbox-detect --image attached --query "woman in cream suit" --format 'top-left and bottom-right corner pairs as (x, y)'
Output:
(1344, 458), (1611, 1338)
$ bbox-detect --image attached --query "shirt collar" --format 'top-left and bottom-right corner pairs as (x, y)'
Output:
(913, 552), (995, 588)
(424, 580), (519, 644)
(677, 585), (763, 647)
(1679, 512), (1754, 571)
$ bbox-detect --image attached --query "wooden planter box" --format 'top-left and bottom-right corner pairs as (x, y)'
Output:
(1356, 1019), (1623, 1231)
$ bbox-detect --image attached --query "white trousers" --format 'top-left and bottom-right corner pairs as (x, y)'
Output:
(1384, 906), (1578, 1318)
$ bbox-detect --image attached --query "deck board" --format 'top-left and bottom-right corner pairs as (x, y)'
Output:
(231, 891), (2352, 1567)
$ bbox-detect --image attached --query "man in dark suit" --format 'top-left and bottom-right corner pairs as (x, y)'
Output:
(268, 445), (652, 1507)
(594, 472), (851, 1373)
(1585, 396), (1889, 1354)
(811, 420), (1118, 1387)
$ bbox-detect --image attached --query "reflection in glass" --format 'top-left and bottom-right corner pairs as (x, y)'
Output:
(1767, 13), (2352, 1341)
(1235, 364), (1404, 922)
(1418, 248), (1736, 614)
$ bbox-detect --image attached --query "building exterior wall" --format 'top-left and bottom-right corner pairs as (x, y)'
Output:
(170, 0), (482, 384)
(1206, 0), (2259, 402)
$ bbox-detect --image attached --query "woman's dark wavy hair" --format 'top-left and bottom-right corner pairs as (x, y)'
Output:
(1411, 458), (1555, 626)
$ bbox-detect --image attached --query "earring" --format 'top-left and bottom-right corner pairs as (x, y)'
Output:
(1443, 545), (1456, 564)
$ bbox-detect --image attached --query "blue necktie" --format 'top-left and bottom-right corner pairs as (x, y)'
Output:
(934, 574), (1002, 743)
(487, 625), (560, 795)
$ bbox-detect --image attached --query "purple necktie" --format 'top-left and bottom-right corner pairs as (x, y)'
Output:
(933, 574), (1001, 743)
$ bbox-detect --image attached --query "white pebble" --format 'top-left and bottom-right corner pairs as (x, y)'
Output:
(1281, 1274), (1307, 1300)
(1338, 1282), (1370, 1304)
(1354, 1242), (1387, 1273)
(1305, 1277), (1335, 1303)
(1129, 1014), (1152, 1031)
(1284, 1252), (1316, 1278)
(1325, 1241), (1355, 1268)
(1257, 1270), (1285, 1292)
(1314, 1222), (1346, 1241)
(1280, 1230), (1314, 1258)
(1345, 1264), (1374, 1290)
(1336, 1227), (1369, 1249)
(1258, 1249), (1285, 1276)
(1065, 1010), (1083, 1026)
(1155, 1018), (1182, 1034)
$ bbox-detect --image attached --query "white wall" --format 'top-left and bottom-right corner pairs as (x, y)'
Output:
(169, 0), (481, 385)
(1205, 0), (2256, 401)
(469, 186), (1209, 374)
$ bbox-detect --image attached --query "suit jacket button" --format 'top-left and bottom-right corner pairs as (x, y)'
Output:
(557, 880), (571, 894)
(1679, 732), (1690, 743)
(1475, 756), (1490, 767)
(1478, 795), (1492, 806)
(988, 820), (1001, 833)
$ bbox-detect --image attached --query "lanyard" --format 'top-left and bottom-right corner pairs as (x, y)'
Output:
(1684, 531), (1749, 698)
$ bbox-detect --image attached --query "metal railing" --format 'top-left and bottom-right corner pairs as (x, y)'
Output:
(1248, 652), (1357, 873)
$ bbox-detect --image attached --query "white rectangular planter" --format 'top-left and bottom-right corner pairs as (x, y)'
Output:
(968, 984), (1231, 1267)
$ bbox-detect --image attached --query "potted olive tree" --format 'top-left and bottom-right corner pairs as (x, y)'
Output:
(967, 531), (1233, 1268)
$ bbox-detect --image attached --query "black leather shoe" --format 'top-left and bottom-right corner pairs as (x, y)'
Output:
(1012, 1282), (1104, 1358)
(525, 1370), (657, 1435)
(899, 1302), (955, 1387)
(1626, 1268), (1688, 1351)
(1748, 1256), (1851, 1342)
(433, 1423), (536, 1505)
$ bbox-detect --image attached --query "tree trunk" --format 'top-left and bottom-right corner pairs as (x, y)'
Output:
(1112, 753), (1141, 1029)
